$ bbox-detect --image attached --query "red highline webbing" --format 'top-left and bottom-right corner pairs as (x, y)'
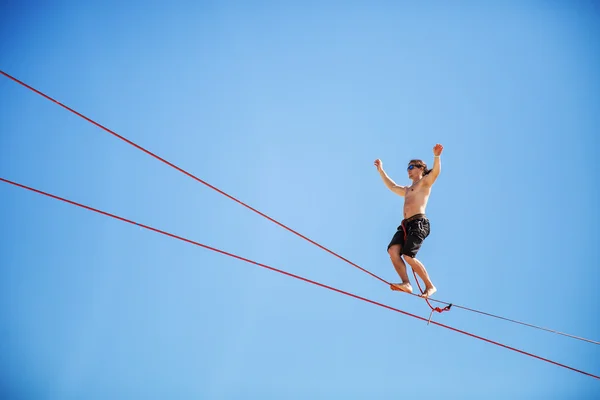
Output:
(0, 70), (389, 287)
(1, 176), (598, 380)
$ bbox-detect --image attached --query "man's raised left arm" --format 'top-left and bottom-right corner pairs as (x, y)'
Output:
(424, 143), (443, 185)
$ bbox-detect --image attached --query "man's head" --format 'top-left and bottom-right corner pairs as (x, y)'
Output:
(407, 159), (431, 180)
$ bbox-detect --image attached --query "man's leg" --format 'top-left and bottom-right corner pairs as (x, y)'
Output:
(403, 255), (436, 298)
(387, 244), (413, 293)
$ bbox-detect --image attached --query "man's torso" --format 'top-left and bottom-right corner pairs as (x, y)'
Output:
(403, 179), (432, 218)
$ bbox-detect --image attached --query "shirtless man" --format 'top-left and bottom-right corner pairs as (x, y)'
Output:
(374, 143), (443, 299)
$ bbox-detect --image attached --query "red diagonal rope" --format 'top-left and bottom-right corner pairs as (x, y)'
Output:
(2, 70), (599, 347)
(0, 70), (388, 286)
(1, 177), (598, 380)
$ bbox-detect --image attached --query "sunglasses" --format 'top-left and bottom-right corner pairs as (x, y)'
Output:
(407, 164), (422, 171)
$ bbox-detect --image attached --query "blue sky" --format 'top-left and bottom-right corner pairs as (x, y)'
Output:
(1, 1), (599, 398)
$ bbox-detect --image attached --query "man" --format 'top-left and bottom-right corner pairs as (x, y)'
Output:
(374, 143), (443, 299)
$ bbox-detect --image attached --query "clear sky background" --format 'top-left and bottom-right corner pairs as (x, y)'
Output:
(1, 1), (599, 398)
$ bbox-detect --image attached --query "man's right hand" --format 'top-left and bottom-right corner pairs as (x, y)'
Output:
(374, 159), (383, 171)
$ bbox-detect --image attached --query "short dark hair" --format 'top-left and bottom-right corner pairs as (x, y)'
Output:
(408, 159), (432, 175)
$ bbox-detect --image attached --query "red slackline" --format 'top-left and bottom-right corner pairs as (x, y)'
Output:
(1, 176), (598, 381)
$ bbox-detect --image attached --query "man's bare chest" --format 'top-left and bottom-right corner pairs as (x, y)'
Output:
(406, 183), (429, 199)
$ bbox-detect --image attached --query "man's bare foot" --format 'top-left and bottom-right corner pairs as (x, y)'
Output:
(420, 286), (437, 299)
(390, 282), (413, 294)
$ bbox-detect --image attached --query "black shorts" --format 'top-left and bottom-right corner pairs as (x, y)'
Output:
(387, 214), (430, 258)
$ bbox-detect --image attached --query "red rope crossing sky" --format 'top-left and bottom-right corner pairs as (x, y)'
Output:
(2, 69), (598, 347)
(0, 70), (386, 285)
(1, 176), (598, 381)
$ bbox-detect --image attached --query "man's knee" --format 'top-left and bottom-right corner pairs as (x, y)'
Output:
(388, 245), (402, 259)
(402, 254), (416, 264)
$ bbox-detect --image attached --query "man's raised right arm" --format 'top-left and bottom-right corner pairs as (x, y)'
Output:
(374, 159), (406, 197)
